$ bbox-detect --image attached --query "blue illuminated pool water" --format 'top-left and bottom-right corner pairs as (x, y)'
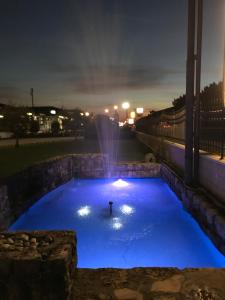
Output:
(10, 178), (225, 268)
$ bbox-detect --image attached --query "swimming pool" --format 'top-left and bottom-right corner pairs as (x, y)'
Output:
(9, 178), (225, 268)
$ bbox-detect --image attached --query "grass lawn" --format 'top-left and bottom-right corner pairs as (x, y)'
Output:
(0, 138), (150, 178)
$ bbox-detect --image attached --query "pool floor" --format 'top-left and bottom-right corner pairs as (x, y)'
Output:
(10, 178), (225, 268)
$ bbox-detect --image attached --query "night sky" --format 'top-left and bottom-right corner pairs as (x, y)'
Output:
(0, 0), (224, 112)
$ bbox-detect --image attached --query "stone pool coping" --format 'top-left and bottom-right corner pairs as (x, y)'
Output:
(72, 267), (225, 300)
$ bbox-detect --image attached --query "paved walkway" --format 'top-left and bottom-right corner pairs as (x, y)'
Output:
(72, 268), (225, 300)
(0, 136), (75, 147)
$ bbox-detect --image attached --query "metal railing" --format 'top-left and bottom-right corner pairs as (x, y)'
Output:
(136, 82), (225, 158)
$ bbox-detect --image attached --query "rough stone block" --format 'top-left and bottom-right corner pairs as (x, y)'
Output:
(192, 194), (203, 212)
(215, 215), (225, 242)
(0, 231), (76, 300)
(181, 191), (191, 210)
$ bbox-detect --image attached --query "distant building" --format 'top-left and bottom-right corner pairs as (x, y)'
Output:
(0, 104), (85, 137)
(27, 106), (67, 133)
(0, 103), (14, 138)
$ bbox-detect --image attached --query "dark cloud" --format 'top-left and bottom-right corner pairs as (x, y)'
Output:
(48, 64), (178, 95)
(0, 0), (223, 109)
(0, 87), (28, 105)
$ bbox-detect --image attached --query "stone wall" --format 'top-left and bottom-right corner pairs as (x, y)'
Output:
(0, 154), (107, 231)
(111, 162), (160, 178)
(0, 231), (76, 300)
(0, 154), (160, 231)
(1, 230), (225, 300)
(161, 163), (225, 256)
(72, 267), (225, 300)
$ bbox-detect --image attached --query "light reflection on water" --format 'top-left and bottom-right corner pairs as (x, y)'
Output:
(9, 178), (225, 269)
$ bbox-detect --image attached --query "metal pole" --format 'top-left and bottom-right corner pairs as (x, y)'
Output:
(30, 88), (34, 108)
(185, 0), (196, 186)
(221, 13), (225, 160)
(194, 0), (203, 182)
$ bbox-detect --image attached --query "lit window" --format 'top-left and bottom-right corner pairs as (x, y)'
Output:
(128, 118), (134, 125)
(136, 107), (144, 114)
(130, 111), (136, 119)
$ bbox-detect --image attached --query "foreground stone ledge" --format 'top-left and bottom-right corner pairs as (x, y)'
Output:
(72, 267), (225, 300)
(0, 230), (76, 300)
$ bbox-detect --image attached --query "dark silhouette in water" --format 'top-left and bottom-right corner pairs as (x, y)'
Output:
(109, 201), (113, 216)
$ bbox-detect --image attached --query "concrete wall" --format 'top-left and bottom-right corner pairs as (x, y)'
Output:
(137, 132), (225, 207)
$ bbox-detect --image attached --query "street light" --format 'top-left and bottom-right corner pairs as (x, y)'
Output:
(122, 102), (130, 110)
(104, 108), (109, 113)
(122, 102), (130, 120)
(85, 112), (90, 117)
(0, 115), (4, 119)
(114, 105), (118, 110)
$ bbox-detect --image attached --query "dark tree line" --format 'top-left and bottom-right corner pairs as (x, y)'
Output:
(172, 81), (223, 112)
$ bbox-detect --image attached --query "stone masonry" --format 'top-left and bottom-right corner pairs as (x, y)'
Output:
(0, 231), (76, 300)
(0, 154), (160, 231)
(161, 163), (225, 257)
(72, 267), (225, 300)
(0, 155), (225, 299)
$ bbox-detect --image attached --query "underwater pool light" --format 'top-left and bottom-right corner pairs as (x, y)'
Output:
(77, 206), (91, 217)
(112, 179), (129, 188)
(120, 204), (134, 215)
(112, 217), (123, 230)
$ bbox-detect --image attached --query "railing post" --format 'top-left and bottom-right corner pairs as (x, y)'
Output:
(221, 108), (224, 160)
(194, 0), (203, 183)
(220, 128), (224, 160)
(221, 5), (225, 160)
(185, 0), (196, 186)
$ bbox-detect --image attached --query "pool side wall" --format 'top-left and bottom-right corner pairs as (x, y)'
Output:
(0, 154), (160, 231)
(161, 163), (225, 256)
